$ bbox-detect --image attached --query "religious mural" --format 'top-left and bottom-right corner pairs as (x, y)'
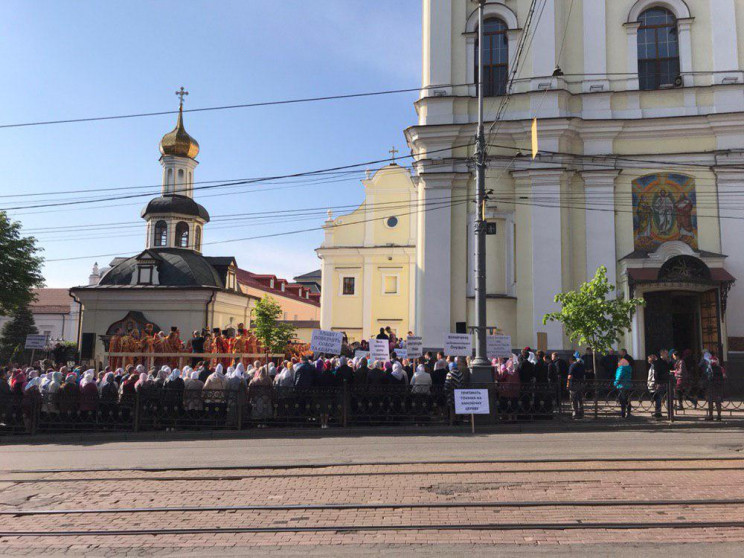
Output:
(632, 173), (698, 251)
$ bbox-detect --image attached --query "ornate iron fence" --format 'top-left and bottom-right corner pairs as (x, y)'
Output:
(3, 378), (744, 435)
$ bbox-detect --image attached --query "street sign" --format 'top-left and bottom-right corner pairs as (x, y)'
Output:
(454, 389), (490, 415)
(444, 333), (472, 357)
(310, 329), (343, 355)
(369, 339), (390, 362)
(405, 336), (423, 358)
(24, 334), (48, 350)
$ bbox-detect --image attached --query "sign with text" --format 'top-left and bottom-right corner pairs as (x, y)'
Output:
(454, 389), (491, 415)
(369, 338), (391, 362)
(392, 348), (407, 360)
(405, 336), (423, 358)
(24, 334), (48, 350)
(354, 350), (370, 360)
(310, 329), (343, 356)
(444, 333), (472, 357)
(487, 335), (512, 359)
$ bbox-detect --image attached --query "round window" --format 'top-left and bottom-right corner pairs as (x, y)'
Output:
(386, 216), (398, 228)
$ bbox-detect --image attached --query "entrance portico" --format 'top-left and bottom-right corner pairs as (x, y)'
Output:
(621, 243), (735, 360)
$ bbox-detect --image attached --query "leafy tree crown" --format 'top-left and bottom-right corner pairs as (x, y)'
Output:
(252, 295), (296, 354)
(542, 266), (645, 354)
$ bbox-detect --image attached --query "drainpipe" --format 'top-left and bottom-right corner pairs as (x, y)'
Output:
(205, 290), (216, 330)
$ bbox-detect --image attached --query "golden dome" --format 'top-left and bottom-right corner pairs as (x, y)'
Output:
(159, 105), (199, 159)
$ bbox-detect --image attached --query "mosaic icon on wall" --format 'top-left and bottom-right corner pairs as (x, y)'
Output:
(632, 173), (697, 251)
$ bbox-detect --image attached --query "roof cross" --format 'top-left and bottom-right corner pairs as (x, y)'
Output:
(389, 145), (399, 161)
(175, 86), (189, 106)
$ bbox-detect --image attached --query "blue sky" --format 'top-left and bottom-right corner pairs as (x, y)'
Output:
(0, 0), (421, 287)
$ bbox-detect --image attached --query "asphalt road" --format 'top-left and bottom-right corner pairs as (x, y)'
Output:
(2, 426), (743, 471)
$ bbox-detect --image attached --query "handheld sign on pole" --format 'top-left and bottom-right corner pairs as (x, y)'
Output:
(393, 348), (407, 360)
(24, 335), (48, 350)
(369, 339), (390, 362)
(310, 330), (344, 356)
(486, 335), (512, 359)
(444, 333), (472, 357)
(405, 336), (423, 358)
(454, 388), (491, 434)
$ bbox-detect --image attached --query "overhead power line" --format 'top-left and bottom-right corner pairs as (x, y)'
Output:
(2, 143), (474, 212)
(0, 84), (471, 130)
(44, 194), (474, 262)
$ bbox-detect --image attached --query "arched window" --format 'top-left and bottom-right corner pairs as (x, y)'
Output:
(476, 18), (509, 97)
(176, 221), (189, 248)
(154, 221), (168, 247)
(638, 8), (680, 90)
(195, 225), (202, 251)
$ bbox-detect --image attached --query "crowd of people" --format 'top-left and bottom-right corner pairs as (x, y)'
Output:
(0, 343), (732, 432)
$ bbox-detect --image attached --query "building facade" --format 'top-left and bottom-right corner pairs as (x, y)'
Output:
(0, 289), (79, 344)
(317, 164), (417, 342)
(71, 98), (323, 364)
(405, 0), (744, 362)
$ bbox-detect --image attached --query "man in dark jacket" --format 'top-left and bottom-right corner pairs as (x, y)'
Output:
(534, 351), (549, 383)
(567, 355), (586, 419)
(600, 350), (619, 380)
(335, 357), (354, 384)
(294, 358), (317, 388)
(375, 328), (389, 340)
(516, 349), (535, 384)
(549, 352), (568, 384)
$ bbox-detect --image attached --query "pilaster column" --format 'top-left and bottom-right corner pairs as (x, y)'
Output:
(624, 22), (641, 91)
(530, 0), (556, 90)
(416, 173), (454, 347)
(362, 262), (374, 339)
(714, 164), (744, 339)
(677, 18), (694, 87)
(421, 0), (453, 97)
(581, 170), (620, 287)
(512, 168), (566, 351)
(711, 0), (744, 85)
(582, 0), (609, 92)
(319, 259), (333, 330)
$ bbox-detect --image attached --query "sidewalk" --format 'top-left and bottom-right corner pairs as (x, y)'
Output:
(1, 414), (740, 446)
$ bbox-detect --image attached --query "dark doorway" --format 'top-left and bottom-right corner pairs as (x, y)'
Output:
(644, 291), (700, 356)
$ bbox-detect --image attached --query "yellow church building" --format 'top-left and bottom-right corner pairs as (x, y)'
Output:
(317, 164), (417, 343)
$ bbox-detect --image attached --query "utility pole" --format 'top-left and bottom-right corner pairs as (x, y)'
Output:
(471, 0), (491, 383)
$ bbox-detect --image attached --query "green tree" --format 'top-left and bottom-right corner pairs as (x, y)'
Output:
(252, 295), (296, 357)
(543, 266), (645, 374)
(0, 211), (44, 315)
(0, 305), (39, 364)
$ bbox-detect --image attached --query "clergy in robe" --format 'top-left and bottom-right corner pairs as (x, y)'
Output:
(108, 329), (123, 370)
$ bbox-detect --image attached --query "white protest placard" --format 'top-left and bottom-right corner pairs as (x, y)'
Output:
(444, 333), (472, 357)
(454, 389), (491, 415)
(310, 329), (343, 355)
(354, 350), (370, 360)
(405, 336), (423, 358)
(24, 334), (48, 350)
(487, 335), (512, 359)
(392, 348), (407, 360)
(369, 338), (391, 362)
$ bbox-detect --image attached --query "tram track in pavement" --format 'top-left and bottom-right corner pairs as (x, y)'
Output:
(2, 456), (742, 483)
(5, 520), (744, 537)
(1, 498), (744, 515)
(1, 458), (744, 541)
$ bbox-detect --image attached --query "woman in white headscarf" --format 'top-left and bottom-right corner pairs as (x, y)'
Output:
(183, 370), (204, 412)
(203, 363), (227, 405)
(411, 364), (432, 395)
(391, 362), (407, 386)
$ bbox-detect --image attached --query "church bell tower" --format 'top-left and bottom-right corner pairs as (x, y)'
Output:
(141, 87), (210, 253)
